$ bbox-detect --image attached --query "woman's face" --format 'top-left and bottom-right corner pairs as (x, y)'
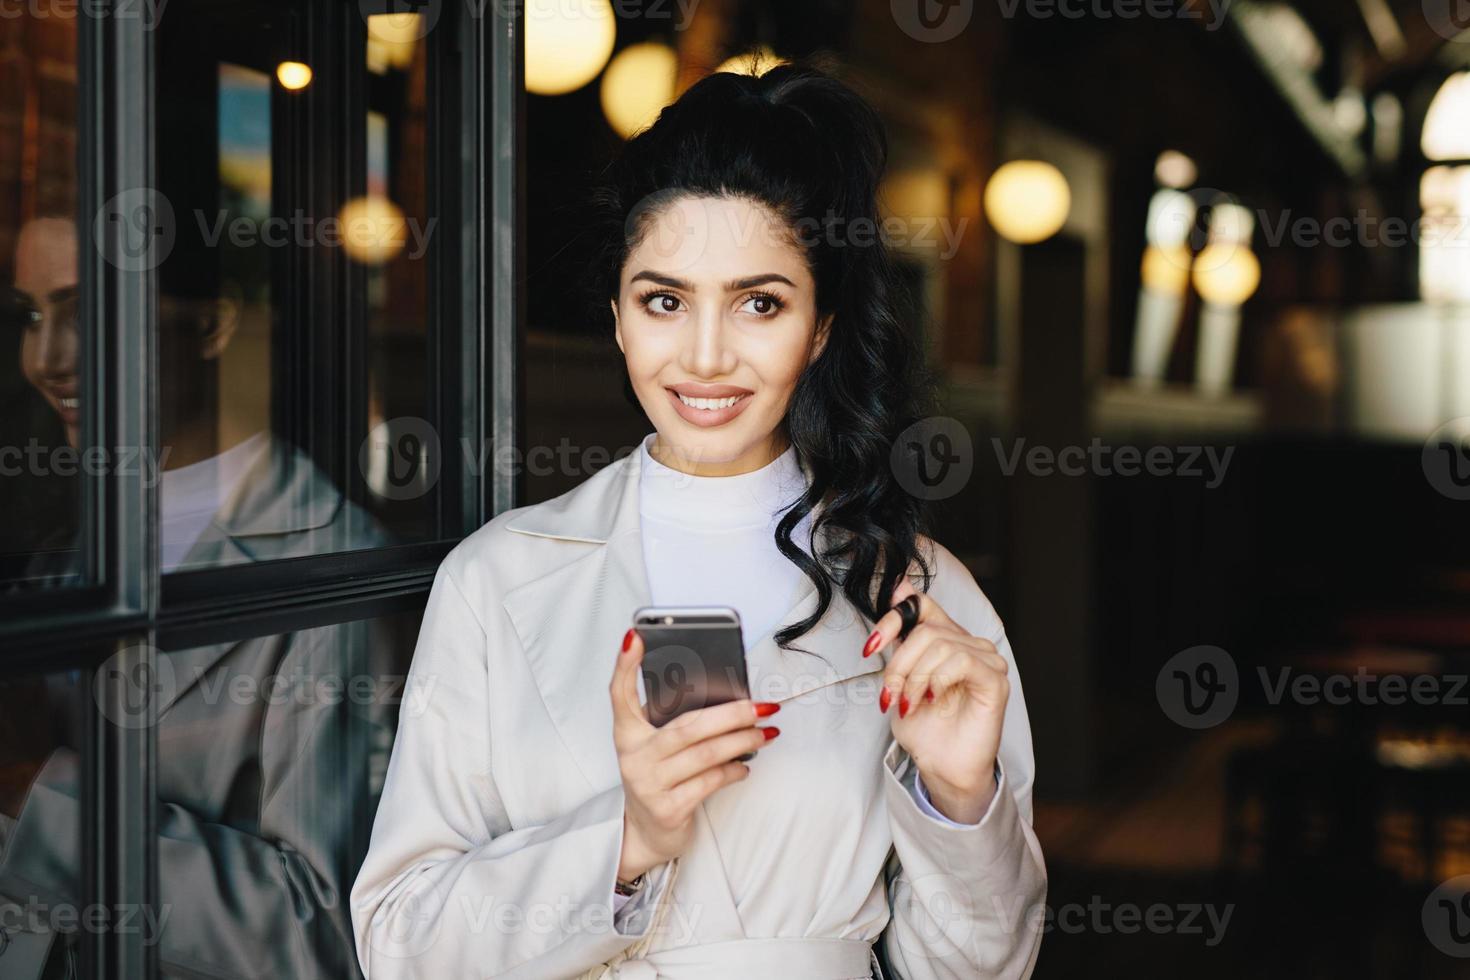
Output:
(14, 218), (81, 448)
(612, 195), (829, 476)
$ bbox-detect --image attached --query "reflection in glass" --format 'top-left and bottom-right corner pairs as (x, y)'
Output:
(0, 612), (422, 978)
(151, 3), (435, 573)
(0, 665), (89, 977)
(0, 9), (83, 591)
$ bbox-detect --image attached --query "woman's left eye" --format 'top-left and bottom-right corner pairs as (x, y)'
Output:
(740, 293), (784, 317)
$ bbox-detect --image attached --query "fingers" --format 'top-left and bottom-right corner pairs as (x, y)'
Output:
(881, 626), (1004, 717)
(897, 642), (965, 717)
(666, 759), (751, 814)
(660, 725), (777, 786)
(652, 698), (780, 757)
(609, 628), (649, 740)
(861, 585), (960, 661)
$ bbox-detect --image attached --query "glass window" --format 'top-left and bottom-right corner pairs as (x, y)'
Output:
(153, 1), (440, 574)
(0, 6), (85, 592)
(0, 664), (91, 977)
(149, 608), (423, 978)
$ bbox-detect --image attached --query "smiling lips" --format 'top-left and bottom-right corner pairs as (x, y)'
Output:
(665, 383), (754, 428)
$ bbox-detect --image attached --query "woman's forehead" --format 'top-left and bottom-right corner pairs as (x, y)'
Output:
(624, 195), (811, 287)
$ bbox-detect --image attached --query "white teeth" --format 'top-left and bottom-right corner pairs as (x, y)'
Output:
(60, 397), (79, 409)
(676, 393), (743, 410)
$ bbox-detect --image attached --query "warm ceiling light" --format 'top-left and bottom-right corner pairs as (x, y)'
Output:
(1141, 244), (1192, 295)
(983, 161), (1071, 244)
(600, 42), (677, 139)
(1422, 71), (1470, 162)
(367, 14), (422, 73)
(1154, 150), (1197, 189)
(524, 0), (617, 96)
(276, 61), (312, 91)
(1192, 244), (1261, 306)
(339, 196), (407, 265)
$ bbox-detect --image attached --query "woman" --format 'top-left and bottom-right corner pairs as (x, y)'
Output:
(350, 62), (1046, 979)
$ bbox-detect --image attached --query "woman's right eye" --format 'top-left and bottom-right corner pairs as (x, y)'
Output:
(642, 292), (683, 316)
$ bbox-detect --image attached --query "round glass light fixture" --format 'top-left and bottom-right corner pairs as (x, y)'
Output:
(525, 0), (617, 96)
(339, 196), (407, 265)
(983, 161), (1070, 244)
(1141, 244), (1192, 295)
(1154, 150), (1197, 189)
(600, 42), (677, 139)
(1422, 71), (1470, 162)
(1192, 244), (1261, 306)
(276, 61), (312, 91)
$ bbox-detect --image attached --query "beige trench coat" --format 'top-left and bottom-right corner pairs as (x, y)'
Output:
(350, 445), (1047, 979)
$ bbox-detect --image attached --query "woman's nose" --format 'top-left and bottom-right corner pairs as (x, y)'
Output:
(33, 311), (79, 378)
(681, 307), (738, 378)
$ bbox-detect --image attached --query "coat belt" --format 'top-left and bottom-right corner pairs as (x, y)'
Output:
(603, 937), (876, 980)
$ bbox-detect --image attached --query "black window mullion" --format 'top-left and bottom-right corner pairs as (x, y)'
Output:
(488, 0), (522, 515)
(82, 0), (158, 978)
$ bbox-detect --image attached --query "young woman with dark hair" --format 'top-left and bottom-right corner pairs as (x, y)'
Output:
(352, 61), (1046, 980)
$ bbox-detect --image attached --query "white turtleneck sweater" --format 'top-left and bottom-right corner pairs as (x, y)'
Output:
(637, 431), (813, 649)
(613, 433), (970, 909)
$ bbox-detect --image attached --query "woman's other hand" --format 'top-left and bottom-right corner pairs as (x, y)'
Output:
(608, 628), (780, 881)
(864, 578), (1009, 824)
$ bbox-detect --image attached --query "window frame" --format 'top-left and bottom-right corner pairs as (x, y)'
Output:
(0, 1), (520, 977)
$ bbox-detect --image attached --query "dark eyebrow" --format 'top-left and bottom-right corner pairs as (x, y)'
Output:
(628, 270), (796, 292)
(47, 285), (78, 304)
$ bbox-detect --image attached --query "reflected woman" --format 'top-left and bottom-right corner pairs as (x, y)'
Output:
(0, 216), (391, 979)
(352, 62), (1046, 979)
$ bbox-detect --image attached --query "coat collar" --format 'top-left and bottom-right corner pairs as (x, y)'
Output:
(179, 433), (352, 568)
(499, 444), (882, 792)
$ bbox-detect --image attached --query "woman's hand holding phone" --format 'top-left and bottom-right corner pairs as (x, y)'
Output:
(609, 627), (780, 882)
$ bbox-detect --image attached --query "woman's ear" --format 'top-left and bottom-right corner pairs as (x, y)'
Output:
(810, 312), (833, 363)
(610, 297), (624, 354)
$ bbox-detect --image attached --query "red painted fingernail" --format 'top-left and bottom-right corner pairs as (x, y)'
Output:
(754, 702), (781, 717)
(621, 628), (634, 653)
(879, 687), (891, 713)
(899, 694), (910, 718)
(862, 631), (881, 658)
(761, 726), (780, 740)
(923, 687), (934, 702)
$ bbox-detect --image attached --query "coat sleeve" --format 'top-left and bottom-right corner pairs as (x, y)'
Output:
(349, 560), (675, 979)
(877, 555), (1048, 980)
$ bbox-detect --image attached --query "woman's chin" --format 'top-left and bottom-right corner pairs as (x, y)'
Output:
(650, 420), (759, 468)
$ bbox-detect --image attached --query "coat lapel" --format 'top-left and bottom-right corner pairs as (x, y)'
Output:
(499, 444), (885, 792)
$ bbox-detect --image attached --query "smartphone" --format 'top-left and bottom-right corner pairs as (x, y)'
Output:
(632, 606), (757, 760)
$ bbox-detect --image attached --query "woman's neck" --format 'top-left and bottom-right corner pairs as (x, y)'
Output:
(648, 431), (790, 477)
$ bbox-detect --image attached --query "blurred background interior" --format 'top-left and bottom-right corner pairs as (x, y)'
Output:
(2, 0), (1470, 976)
